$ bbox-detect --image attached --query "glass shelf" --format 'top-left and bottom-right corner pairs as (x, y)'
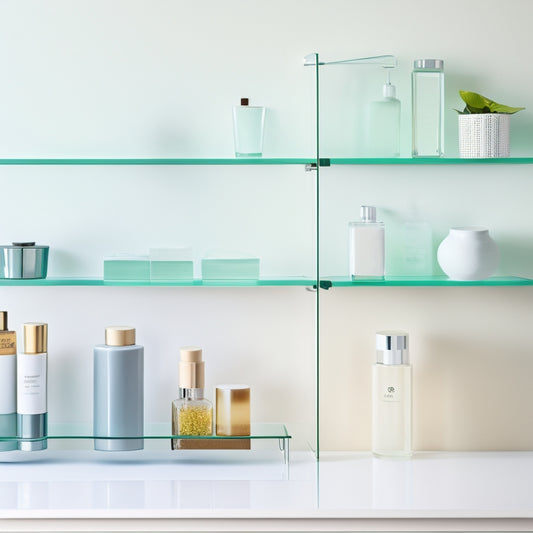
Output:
(0, 277), (315, 287)
(321, 276), (533, 288)
(0, 422), (290, 441)
(0, 158), (313, 166)
(1, 157), (531, 166)
(325, 157), (533, 165)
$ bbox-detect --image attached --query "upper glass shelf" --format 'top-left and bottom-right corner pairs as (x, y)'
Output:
(0, 158), (313, 166)
(0, 277), (315, 287)
(325, 157), (533, 165)
(322, 276), (533, 287)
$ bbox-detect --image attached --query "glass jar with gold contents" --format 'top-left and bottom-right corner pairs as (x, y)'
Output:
(171, 347), (213, 449)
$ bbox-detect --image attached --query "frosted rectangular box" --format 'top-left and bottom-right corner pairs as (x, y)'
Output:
(202, 253), (260, 280)
(104, 255), (150, 281)
(149, 248), (193, 281)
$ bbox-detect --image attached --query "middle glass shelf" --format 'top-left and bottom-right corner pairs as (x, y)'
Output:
(0, 277), (316, 287)
(322, 276), (533, 287)
(1, 276), (532, 287)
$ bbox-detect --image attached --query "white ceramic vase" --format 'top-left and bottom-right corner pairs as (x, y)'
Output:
(437, 227), (499, 281)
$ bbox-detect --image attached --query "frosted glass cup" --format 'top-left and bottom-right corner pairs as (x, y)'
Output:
(232, 98), (265, 157)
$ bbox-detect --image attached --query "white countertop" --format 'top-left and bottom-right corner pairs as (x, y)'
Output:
(1, 449), (533, 519)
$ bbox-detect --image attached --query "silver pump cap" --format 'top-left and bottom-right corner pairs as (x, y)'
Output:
(414, 59), (444, 71)
(360, 205), (377, 223)
(376, 330), (409, 365)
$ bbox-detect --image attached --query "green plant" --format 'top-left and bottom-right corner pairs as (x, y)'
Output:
(456, 90), (525, 114)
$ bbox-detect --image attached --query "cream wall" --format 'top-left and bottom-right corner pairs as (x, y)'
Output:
(0, 0), (532, 451)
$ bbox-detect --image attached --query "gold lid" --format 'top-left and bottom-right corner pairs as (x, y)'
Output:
(105, 326), (135, 346)
(179, 346), (204, 388)
(24, 323), (48, 354)
(0, 311), (7, 331)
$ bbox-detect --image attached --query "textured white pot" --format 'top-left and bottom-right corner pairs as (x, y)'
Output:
(458, 113), (510, 158)
(437, 227), (499, 281)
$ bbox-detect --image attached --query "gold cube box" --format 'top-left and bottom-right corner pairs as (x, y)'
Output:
(216, 385), (251, 449)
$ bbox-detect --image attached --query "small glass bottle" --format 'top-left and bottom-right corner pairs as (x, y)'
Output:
(372, 331), (412, 458)
(348, 205), (385, 278)
(172, 347), (213, 449)
(367, 70), (401, 157)
(232, 98), (266, 157)
(412, 59), (444, 157)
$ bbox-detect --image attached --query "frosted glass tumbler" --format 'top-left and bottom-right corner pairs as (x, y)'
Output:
(232, 98), (265, 157)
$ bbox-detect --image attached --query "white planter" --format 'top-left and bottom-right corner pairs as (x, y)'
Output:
(437, 227), (499, 281)
(458, 113), (510, 158)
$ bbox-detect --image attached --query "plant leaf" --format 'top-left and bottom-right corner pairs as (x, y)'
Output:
(459, 90), (525, 114)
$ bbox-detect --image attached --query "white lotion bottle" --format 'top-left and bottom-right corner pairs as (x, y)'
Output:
(0, 311), (17, 451)
(17, 323), (48, 451)
(349, 205), (385, 278)
(372, 330), (412, 457)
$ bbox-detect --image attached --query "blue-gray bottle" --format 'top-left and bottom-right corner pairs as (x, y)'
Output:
(94, 326), (143, 451)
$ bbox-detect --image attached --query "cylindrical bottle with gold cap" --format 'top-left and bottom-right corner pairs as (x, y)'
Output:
(0, 311), (17, 451)
(17, 322), (48, 451)
(94, 326), (144, 451)
(171, 347), (213, 450)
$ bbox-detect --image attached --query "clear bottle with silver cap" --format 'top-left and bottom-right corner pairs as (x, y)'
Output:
(93, 326), (144, 451)
(17, 322), (48, 451)
(372, 330), (412, 457)
(349, 205), (385, 278)
(172, 347), (213, 449)
(412, 59), (444, 157)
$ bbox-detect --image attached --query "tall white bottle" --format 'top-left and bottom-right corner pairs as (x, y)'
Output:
(0, 311), (17, 451)
(349, 205), (385, 278)
(372, 330), (412, 457)
(17, 323), (48, 451)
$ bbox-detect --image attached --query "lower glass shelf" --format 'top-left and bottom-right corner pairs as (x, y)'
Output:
(321, 276), (533, 287)
(0, 422), (290, 441)
(1, 423), (291, 463)
(0, 277), (315, 287)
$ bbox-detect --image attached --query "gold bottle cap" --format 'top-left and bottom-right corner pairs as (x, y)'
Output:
(24, 323), (48, 354)
(0, 311), (7, 331)
(105, 326), (135, 346)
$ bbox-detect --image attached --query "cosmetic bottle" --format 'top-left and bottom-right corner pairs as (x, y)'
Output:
(412, 59), (444, 157)
(232, 98), (266, 157)
(0, 312), (17, 451)
(17, 323), (48, 451)
(367, 70), (401, 157)
(349, 205), (385, 278)
(372, 331), (412, 457)
(94, 326), (144, 451)
(172, 347), (213, 450)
